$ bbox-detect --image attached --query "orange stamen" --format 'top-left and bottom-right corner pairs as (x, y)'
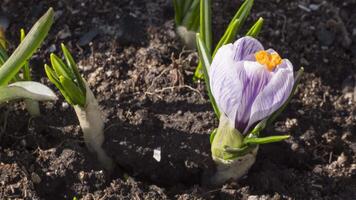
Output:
(254, 50), (282, 71)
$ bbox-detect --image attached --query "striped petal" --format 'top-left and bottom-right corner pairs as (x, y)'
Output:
(244, 59), (294, 133)
(210, 44), (244, 126)
(232, 36), (264, 61)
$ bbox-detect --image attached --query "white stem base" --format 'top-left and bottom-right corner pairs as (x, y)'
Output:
(176, 26), (196, 50)
(74, 84), (113, 171)
(210, 147), (258, 186)
(25, 99), (40, 117)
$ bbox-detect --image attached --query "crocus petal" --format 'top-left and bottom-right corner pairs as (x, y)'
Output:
(235, 61), (272, 131)
(244, 59), (294, 133)
(233, 36), (264, 61)
(210, 43), (272, 132)
(210, 44), (244, 126)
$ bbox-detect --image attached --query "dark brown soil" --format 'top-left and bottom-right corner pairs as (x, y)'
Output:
(1, 0), (355, 199)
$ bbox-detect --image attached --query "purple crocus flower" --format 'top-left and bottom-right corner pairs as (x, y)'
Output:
(209, 36), (294, 134)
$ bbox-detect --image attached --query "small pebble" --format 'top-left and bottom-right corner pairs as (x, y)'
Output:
(48, 44), (56, 53)
(31, 172), (41, 184)
(309, 4), (320, 11)
(62, 102), (69, 109)
(78, 29), (100, 46)
(317, 27), (335, 46)
(336, 153), (347, 166)
(0, 15), (10, 30)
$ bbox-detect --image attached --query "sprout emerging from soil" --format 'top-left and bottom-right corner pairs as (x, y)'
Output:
(0, 8), (56, 109)
(197, 36), (303, 185)
(0, 29), (42, 116)
(44, 44), (113, 170)
(173, 0), (200, 49)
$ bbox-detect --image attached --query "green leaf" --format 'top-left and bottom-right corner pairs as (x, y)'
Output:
(243, 135), (290, 145)
(20, 29), (31, 81)
(194, 0), (254, 80)
(193, 0), (212, 80)
(246, 17), (264, 37)
(196, 33), (220, 118)
(209, 128), (217, 144)
(0, 8), (54, 86)
(59, 76), (85, 107)
(44, 64), (74, 105)
(181, 0), (199, 30)
(223, 144), (256, 157)
(0, 81), (56, 104)
(200, 0), (212, 53)
(173, 0), (182, 25)
(215, 0), (254, 52)
(220, 19), (240, 51)
(50, 53), (74, 80)
(61, 43), (86, 94)
(0, 44), (8, 65)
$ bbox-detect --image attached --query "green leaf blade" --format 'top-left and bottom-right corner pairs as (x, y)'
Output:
(0, 8), (54, 86)
(243, 135), (290, 145)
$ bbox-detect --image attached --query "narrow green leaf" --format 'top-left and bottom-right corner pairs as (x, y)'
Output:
(209, 128), (217, 144)
(243, 135), (290, 145)
(61, 43), (86, 94)
(0, 8), (54, 86)
(246, 17), (264, 37)
(193, 0), (212, 80)
(173, 0), (182, 25)
(194, 0), (254, 80)
(200, 0), (212, 52)
(221, 19), (240, 50)
(50, 53), (74, 80)
(59, 75), (85, 107)
(181, 0), (200, 30)
(223, 144), (256, 157)
(182, 0), (194, 16)
(45, 64), (74, 105)
(0, 45), (8, 65)
(20, 29), (31, 81)
(196, 33), (220, 118)
(214, 0), (254, 56)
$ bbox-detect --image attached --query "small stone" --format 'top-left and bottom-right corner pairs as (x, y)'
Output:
(317, 27), (335, 46)
(61, 102), (69, 109)
(298, 4), (311, 12)
(153, 147), (161, 162)
(78, 29), (100, 46)
(48, 44), (56, 53)
(341, 132), (352, 140)
(57, 25), (71, 40)
(309, 4), (320, 11)
(291, 143), (299, 151)
(31, 172), (41, 184)
(336, 153), (347, 166)
(0, 15), (10, 30)
(105, 70), (113, 77)
(78, 171), (86, 181)
(248, 195), (259, 200)
(300, 57), (310, 66)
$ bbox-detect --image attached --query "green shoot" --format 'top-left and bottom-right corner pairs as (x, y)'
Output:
(194, 0), (257, 80)
(196, 33), (220, 117)
(45, 44), (86, 107)
(0, 8), (54, 86)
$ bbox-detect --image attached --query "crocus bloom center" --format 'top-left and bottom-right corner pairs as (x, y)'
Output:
(255, 50), (282, 71)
